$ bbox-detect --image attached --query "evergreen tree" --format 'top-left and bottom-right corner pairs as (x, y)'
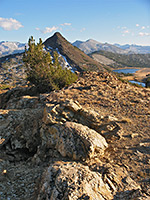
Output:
(23, 36), (77, 92)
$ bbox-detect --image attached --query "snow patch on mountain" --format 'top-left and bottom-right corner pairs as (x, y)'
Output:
(44, 46), (73, 71)
(56, 48), (73, 71)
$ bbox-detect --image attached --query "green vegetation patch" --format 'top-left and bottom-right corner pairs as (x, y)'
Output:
(0, 84), (12, 90)
(23, 36), (78, 92)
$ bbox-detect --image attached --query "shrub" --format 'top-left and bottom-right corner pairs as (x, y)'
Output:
(0, 84), (12, 90)
(23, 36), (77, 92)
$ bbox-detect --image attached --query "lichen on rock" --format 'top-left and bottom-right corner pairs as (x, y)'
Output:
(40, 122), (108, 160)
(37, 161), (113, 200)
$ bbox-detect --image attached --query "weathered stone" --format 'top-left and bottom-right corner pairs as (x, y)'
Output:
(5, 95), (41, 109)
(35, 161), (145, 200)
(43, 104), (58, 124)
(103, 115), (119, 122)
(0, 86), (39, 109)
(0, 107), (43, 159)
(40, 122), (108, 160)
(113, 176), (142, 200)
(63, 99), (82, 112)
(78, 108), (100, 126)
(43, 100), (82, 125)
(131, 133), (139, 138)
(42, 100), (124, 143)
(43, 101), (101, 131)
(36, 161), (113, 200)
(123, 176), (141, 191)
(99, 121), (123, 140)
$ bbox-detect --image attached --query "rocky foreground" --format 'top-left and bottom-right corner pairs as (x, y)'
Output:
(0, 71), (150, 199)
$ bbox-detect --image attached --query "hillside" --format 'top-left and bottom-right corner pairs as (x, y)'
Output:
(90, 50), (150, 68)
(90, 53), (115, 66)
(43, 32), (105, 72)
(0, 71), (150, 199)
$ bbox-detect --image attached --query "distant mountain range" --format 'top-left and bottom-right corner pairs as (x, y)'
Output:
(72, 39), (150, 54)
(0, 41), (26, 57)
(1, 33), (150, 73)
(72, 39), (126, 54)
(114, 43), (150, 54)
(1, 37), (150, 59)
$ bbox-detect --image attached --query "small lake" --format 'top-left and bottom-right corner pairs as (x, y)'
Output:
(113, 68), (140, 74)
(113, 68), (146, 87)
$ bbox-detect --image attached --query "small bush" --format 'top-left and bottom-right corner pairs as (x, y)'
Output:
(23, 36), (77, 92)
(0, 84), (12, 90)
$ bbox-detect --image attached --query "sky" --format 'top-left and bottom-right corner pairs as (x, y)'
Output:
(0, 0), (150, 45)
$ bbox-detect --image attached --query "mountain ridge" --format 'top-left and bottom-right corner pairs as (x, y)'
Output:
(115, 43), (150, 54)
(73, 39), (150, 54)
(0, 41), (26, 57)
(43, 32), (105, 72)
(72, 39), (126, 54)
(1, 35), (150, 58)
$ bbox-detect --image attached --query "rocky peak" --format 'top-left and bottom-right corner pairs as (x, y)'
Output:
(53, 31), (63, 37)
(43, 32), (69, 49)
(43, 32), (105, 72)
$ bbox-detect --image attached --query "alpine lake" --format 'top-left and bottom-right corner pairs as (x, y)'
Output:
(113, 68), (146, 87)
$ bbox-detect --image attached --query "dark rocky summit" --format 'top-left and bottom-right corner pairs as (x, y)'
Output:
(43, 32), (105, 72)
(0, 71), (150, 199)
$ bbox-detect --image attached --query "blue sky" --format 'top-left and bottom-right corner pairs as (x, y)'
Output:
(0, 0), (150, 45)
